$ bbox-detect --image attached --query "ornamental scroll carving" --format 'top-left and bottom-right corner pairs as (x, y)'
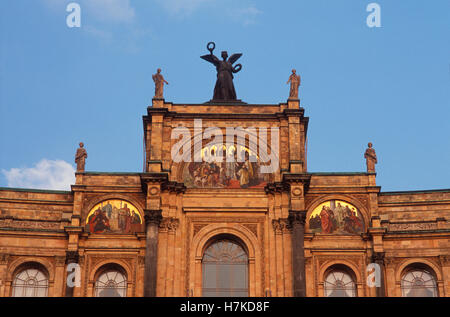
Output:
(272, 218), (290, 234)
(387, 222), (440, 232)
(0, 219), (61, 230)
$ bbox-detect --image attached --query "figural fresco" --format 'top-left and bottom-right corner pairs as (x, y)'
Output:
(85, 200), (144, 234)
(182, 144), (269, 189)
(308, 200), (364, 234)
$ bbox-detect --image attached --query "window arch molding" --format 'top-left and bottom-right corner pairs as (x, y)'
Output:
(305, 194), (369, 234)
(7, 257), (54, 283)
(189, 223), (262, 297)
(88, 259), (133, 297)
(8, 259), (52, 297)
(318, 260), (362, 297)
(395, 259), (442, 297)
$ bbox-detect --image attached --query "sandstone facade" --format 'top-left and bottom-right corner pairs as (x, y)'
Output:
(0, 99), (448, 297)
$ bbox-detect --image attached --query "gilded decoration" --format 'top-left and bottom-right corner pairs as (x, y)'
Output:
(85, 199), (144, 234)
(308, 200), (364, 234)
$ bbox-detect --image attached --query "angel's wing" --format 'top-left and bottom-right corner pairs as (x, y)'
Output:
(200, 54), (220, 66)
(228, 53), (242, 65)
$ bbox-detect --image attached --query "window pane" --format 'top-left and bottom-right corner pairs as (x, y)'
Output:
(95, 270), (127, 297)
(12, 268), (48, 297)
(402, 269), (437, 297)
(202, 239), (249, 297)
(324, 270), (356, 297)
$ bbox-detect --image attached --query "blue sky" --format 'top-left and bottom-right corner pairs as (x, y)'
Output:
(0, 0), (449, 191)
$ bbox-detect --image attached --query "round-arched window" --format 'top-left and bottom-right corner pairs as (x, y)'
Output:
(12, 265), (49, 297)
(202, 239), (248, 297)
(324, 266), (357, 297)
(401, 266), (438, 297)
(94, 266), (127, 297)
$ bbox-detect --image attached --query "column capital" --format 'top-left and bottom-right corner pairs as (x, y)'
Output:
(144, 209), (163, 225)
(372, 251), (385, 264)
(65, 251), (79, 264)
(288, 210), (307, 226)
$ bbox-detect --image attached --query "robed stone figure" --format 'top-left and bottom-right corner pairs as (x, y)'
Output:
(75, 142), (87, 172)
(201, 42), (242, 101)
(364, 142), (377, 173)
(287, 69), (301, 99)
(152, 68), (169, 99)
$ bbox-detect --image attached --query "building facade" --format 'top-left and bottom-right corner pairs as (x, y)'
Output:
(0, 97), (449, 297)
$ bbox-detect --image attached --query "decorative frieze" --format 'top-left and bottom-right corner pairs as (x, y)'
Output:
(0, 218), (62, 230)
(386, 221), (439, 232)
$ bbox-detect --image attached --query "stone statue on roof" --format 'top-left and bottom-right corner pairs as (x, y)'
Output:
(200, 42), (243, 101)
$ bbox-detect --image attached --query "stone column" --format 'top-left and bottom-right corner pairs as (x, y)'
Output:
(144, 209), (162, 297)
(289, 210), (307, 297)
(64, 251), (79, 297)
(372, 252), (386, 297)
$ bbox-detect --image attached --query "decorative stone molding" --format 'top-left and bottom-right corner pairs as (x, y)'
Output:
(161, 181), (186, 194)
(288, 210), (307, 226)
(438, 255), (450, 266)
(0, 254), (10, 265)
(272, 218), (290, 234)
(0, 218), (61, 230)
(242, 224), (258, 238)
(55, 256), (66, 266)
(264, 182), (290, 195)
(65, 251), (79, 264)
(159, 217), (180, 233)
(138, 256), (145, 266)
(193, 223), (208, 237)
(144, 209), (163, 225)
(385, 221), (444, 232)
(372, 252), (385, 264)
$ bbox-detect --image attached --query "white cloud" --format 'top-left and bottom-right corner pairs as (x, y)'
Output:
(229, 6), (263, 26)
(84, 25), (113, 41)
(81, 0), (135, 23)
(2, 159), (75, 191)
(156, 0), (213, 16)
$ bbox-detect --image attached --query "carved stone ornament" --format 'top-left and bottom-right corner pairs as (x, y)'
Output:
(144, 209), (163, 225)
(272, 218), (290, 234)
(65, 251), (79, 264)
(0, 219), (61, 230)
(0, 254), (10, 265)
(159, 217), (180, 233)
(288, 210), (307, 226)
(372, 252), (385, 264)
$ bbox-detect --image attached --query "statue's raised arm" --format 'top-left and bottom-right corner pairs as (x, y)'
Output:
(200, 42), (220, 66)
(200, 42), (243, 101)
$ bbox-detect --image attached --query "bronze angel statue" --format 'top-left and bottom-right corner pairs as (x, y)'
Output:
(201, 42), (242, 101)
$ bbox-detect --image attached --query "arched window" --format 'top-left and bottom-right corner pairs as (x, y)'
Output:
(324, 265), (357, 297)
(202, 238), (248, 297)
(94, 265), (127, 297)
(12, 263), (49, 297)
(401, 265), (438, 297)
